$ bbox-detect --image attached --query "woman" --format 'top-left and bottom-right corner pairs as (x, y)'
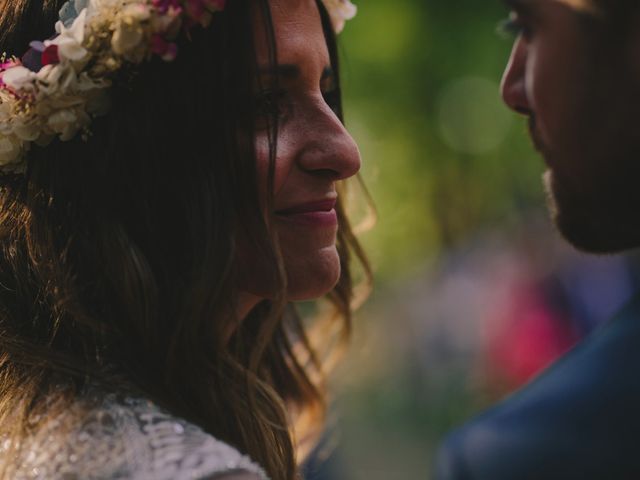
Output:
(0, 0), (369, 478)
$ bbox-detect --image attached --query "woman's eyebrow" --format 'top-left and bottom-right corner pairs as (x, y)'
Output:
(258, 64), (300, 79)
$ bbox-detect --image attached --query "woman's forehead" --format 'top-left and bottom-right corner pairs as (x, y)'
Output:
(253, 0), (328, 68)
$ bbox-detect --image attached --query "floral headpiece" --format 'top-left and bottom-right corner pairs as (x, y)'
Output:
(0, 0), (357, 173)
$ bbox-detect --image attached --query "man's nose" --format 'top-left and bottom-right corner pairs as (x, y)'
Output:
(501, 38), (531, 115)
(299, 102), (361, 181)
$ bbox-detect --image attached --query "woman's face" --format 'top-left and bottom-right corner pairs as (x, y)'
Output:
(245, 0), (361, 302)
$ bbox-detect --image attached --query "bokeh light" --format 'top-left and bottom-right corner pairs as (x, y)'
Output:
(437, 77), (512, 154)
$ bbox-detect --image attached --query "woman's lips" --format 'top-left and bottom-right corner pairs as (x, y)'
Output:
(275, 199), (338, 227)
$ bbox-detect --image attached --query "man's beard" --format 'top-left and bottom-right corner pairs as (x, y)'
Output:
(534, 115), (640, 254)
(542, 170), (621, 253)
(522, 33), (640, 254)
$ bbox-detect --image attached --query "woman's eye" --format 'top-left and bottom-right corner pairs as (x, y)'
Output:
(254, 88), (289, 121)
(322, 88), (341, 114)
(497, 13), (531, 39)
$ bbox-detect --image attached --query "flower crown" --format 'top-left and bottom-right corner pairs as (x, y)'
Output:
(0, 0), (357, 173)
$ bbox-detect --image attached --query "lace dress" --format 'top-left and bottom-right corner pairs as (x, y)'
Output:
(1, 387), (269, 479)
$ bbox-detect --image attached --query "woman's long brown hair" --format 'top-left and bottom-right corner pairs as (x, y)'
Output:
(0, 0), (371, 478)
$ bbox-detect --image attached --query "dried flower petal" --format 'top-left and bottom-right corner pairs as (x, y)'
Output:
(42, 45), (60, 66)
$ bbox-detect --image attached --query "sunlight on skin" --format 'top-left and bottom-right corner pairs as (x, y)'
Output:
(555, 0), (601, 15)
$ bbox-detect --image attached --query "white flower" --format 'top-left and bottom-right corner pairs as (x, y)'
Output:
(35, 64), (76, 96)
(13, 121), (41, 142)
(0, 134), (24, 166)
(46, 107), (90, 141)
(111, 25), (145, 59)
(0, 96), (14, 130)
(58, 0), (90, 28)
(51, 9), (89, 66)
(322, 0), (357, 33)
(36, 64), (106, 98)
(47, 108), (73, 128)
(1, 66), (37, 92)
(111, 5), (152, 60)
(122, 3), (152, 22)
(90, 0), (121, 17)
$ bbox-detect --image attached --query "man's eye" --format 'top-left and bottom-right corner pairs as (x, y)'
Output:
(497, 13), (531, 39)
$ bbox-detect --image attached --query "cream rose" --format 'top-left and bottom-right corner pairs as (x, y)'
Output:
(46, 108), (89, 141)
(13, 120), (42, 142)
(0, 134), (24, 166)
(111, 4), (152, 60)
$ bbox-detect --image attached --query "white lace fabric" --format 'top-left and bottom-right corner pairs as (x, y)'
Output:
(2, 388), (269, 480)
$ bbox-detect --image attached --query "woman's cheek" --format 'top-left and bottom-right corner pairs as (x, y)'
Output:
(255, 126), (297, 199)
(254, 131), (271, 204)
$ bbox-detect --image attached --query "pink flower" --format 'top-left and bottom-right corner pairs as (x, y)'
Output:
(0, 58), (20, 73)
(185, 0), (225, 27)
(205, 0), (226, 11)
(151, 34), (178, 62)
(152, 0), (182, 14)
(185, 0), (206, 25)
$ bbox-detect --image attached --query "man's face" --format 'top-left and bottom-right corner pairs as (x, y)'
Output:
(501, 0), (640, 253)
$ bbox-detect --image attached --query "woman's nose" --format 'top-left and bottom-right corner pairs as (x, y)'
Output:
(501, 38), (531, 115)
(298, 101), (361, 181)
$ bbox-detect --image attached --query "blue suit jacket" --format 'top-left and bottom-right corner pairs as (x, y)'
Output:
(435, 294), (640, 480)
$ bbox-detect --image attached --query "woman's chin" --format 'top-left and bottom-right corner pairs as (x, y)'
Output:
(284, 247), (342, 301)
(239, 247), (341, 302)
(285, 274), (341, 302)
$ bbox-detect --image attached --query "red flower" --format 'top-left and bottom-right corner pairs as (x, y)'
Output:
(41, 45), (60, 66)
(151, 34), (178, 62)
(206, 0), (226, 11)
(152, 0), (182, 13)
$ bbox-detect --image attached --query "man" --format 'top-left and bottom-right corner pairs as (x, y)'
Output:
(435, 1), (640, 478)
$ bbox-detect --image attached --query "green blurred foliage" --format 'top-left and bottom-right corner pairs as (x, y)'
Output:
(328, 1), (551, 478)
(340, 0), (544, 280)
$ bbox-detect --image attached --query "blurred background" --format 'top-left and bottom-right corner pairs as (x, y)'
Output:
(302, 0), (640, 478)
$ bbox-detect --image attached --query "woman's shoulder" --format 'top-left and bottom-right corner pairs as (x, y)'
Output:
(11, 386), (269, 480)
